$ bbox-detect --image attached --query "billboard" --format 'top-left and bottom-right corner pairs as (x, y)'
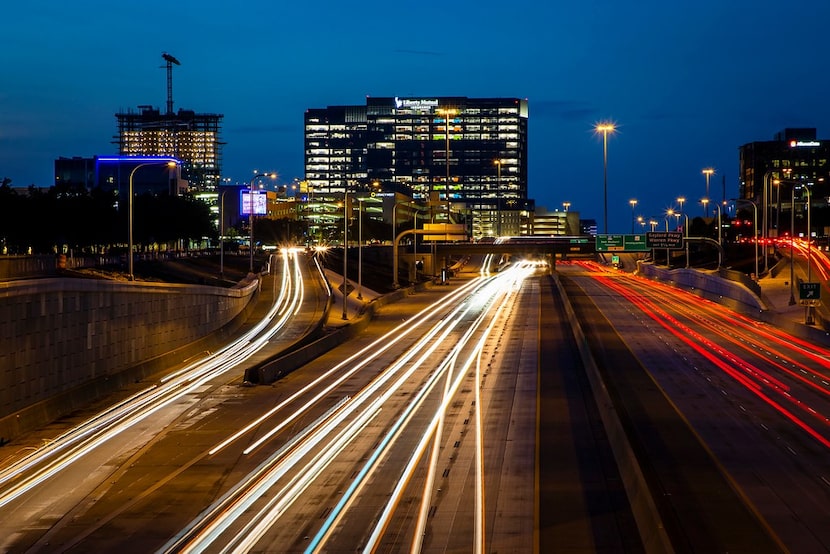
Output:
(240, 190), (267, 215)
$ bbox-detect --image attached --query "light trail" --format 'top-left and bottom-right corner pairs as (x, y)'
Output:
(172, 262), (538, 554)
(583, 266), (830, 449)
(0, 249), (313, 509)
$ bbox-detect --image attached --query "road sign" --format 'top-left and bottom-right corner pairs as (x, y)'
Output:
(595, 234), (624, 251)
(595, 234), (649, 252)
(799, 282), (821, 305)
(646, 231), (683, 249)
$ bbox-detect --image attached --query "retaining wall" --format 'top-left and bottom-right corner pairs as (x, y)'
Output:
(0, 278), (257, 442)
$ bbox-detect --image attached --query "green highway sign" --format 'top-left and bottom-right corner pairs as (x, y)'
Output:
(646, 231), (683, 249)
(595, 234), (649, 252)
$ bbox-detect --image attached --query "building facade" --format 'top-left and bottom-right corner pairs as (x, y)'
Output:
(739, 128), (830, 237)
(304, 96), (530, 238)
(114, 106), (223, 192)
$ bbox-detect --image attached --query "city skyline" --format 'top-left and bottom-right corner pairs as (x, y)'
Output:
(3, 1), (830, 233)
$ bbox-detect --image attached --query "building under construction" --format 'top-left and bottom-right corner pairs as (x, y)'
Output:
(114, 53), (223, 192)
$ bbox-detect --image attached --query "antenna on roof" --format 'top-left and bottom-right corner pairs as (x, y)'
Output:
(161, 52), (180, 115)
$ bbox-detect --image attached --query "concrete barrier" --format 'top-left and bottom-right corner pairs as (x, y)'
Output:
(0, 278), (257, 443)
(551, 272), (674, 553)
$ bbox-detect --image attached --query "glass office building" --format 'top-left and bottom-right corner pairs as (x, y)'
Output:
(304, 96), (530, 238)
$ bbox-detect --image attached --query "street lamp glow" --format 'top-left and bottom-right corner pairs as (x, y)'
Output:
(702, 168), (715, 217)
(629, 199), (638, 233)
(562, 201), (571, 212)
(595, 122), (616, 234)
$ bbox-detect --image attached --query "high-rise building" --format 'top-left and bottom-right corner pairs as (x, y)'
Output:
(113, 54), (223, 192)
(114, 106), (223, 192)
(739, 128), (830, 237)
(305, 96), (530, 238)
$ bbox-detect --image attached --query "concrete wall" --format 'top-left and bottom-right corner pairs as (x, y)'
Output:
(0, 278), (257, 442)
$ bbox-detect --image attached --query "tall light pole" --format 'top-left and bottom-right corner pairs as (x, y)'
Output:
(342, 190), (350, 319)
(357, 197), (364, 300)
(805, 184), (813, 324)
(128, 159), (177, 281)
(702, 168), (715, 217)
(437, 108), (457, 225)
(713, 202), (723, 267)
(732, 199), (759, 282)
(665, 209), (674, 267)
(596, 123), (615, 234)
(248, 171), (276, 273)
(700, 198), (710, 221)
(789, 185), (798, 306)
(562, 201), (571, 212)
(219, 188), (227, 279)
(495, 159), (502, 236)
(629, 199), (638, 233)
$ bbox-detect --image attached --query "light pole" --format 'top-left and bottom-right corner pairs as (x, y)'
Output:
(495, 159), (502, 236)
(562, 201), (571, 212)
(596, 123), (615, 234)
(219, 188), (227, 279)
(789, 185), (798, 306)
(702, 168), (715, 217)
(804, 184), (813, 324)
(665, 209), (674, 267)
(712, 202), (722, 245)
(676, 197), (687, 266)
(128, 159), (177, 281)
(629, 199), (637, 233)
(342, 190), (350, 320)
(437, 108), (457, 224)
(732, 199), (759, 281)
(760, 169), (778, 274)
(248, 171), (276, 273)
(357, 197), (364, 300)
(700, 198), (710, 221)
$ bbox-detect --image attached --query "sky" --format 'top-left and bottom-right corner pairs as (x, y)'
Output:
(2, 0), (830, 234)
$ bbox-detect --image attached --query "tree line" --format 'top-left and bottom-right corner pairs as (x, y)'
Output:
(0, 180), (214, 255)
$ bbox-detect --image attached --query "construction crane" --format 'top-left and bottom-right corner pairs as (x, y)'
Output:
(161, 52), (180, 115)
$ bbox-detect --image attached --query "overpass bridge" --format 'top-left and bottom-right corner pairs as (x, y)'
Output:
(392, 234), (597, 287)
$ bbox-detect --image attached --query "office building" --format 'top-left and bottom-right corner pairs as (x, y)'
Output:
(304, 96), (529, 238)
(739, 128), (830, 236)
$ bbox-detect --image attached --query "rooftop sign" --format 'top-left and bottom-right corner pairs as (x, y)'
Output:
(790, 140), (821, 148)
(395, 97), (439, 109)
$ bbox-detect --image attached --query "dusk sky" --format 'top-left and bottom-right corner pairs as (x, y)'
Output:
(3, 1), (830, 233)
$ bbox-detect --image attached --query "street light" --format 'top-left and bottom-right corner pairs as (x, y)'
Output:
(629, 199), (637, 233)
(357, 197), (364, 300)
(731, 199), (759, 282)
(595, 122), (616, 234)
(219, 188), (228, 279)
(494, 159), (503, 236)
(700, 198), (710, 220)
(562, 201), (571, 212)
(248, 171), (276, 273)
(128, 159), (178, 281)
(342, 190), (350, 320)
(437, 108), (457, 224)
(665, 209), (674, 267)
(702, 168), (715, 217)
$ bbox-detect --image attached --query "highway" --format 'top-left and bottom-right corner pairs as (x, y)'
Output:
(0, 248), (328, 552)
(0, 254), (642, 553)
(4, 248), (830, 552)
(562, 260), (830, 553)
